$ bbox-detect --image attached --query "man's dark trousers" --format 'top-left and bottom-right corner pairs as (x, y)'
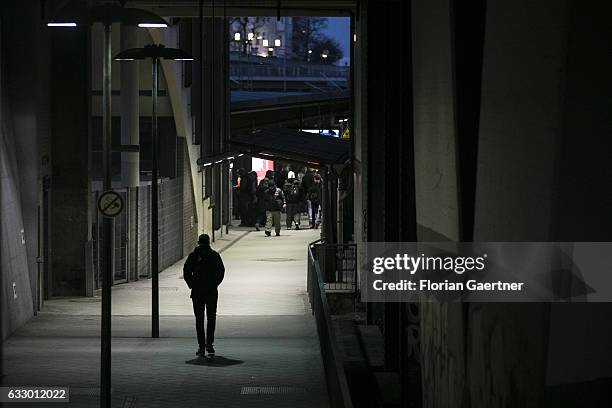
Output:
(192, 292), (218, 348)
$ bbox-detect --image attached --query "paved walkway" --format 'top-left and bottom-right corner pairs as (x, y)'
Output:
(1, 227), (328, 407)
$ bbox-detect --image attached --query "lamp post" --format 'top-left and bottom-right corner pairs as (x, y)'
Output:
(115, 44), (194, 339)
(47, 5), (167, 408)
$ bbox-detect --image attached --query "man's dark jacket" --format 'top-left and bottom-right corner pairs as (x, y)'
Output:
(183, 245), (225, 297)
(263, 185), (285, 211)
(301, 171), (314, 193)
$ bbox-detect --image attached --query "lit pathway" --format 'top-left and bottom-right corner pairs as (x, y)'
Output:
(2, 227), (329, 408)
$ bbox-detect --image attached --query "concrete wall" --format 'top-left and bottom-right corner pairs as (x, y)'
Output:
(544, 0), (612, 392)
(412, 0), (460, 243)
(1, 2), (44, 339)
(182, 140), (199, 256)
(381, 0), (612, 406)
(470, 1), (568, 406)
(411, 1), (464, 407)
(1, 56), (35, 340)
(470, 0), (612, 406)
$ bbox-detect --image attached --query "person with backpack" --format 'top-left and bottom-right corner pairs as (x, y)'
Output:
(264, 180), (285, 236)
(285, 179), (304, 230)
(183, 234), (225, 358)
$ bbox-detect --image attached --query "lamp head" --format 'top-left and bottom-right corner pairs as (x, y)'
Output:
(114, 44), (194, 61)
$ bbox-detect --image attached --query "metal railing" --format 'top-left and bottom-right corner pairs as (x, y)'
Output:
(310, 243), (357, 292)
(307, 241), (354, 408)
(229, 53), (348, 91)
(230, 64), (349, 80)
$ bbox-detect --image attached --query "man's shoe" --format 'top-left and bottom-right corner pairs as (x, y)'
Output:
(196, 348), (205, 357)
(295, 225), (300, 230)
(276, 232), (280, 236)
(205, 344), (215, 357)
(265, 231), (271, 236)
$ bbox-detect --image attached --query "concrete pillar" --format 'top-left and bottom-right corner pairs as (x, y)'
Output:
(120, 25), (139, 283)
(120, 25), (139, 188)
(199, 17), (229, 232)
(49, 23), (91, 297)
(356, 2), (420, 407)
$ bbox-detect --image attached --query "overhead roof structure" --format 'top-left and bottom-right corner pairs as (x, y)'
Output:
(198, 128), (350, 167)
(230, 128), (349, 165)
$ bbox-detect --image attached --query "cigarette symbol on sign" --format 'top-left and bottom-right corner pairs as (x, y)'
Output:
(97, 191), (124, 217)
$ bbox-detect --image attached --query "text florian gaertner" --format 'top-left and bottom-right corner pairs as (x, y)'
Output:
(370, 253), (525, 292)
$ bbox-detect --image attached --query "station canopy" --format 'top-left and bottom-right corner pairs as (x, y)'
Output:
(198, 128), (350, 167)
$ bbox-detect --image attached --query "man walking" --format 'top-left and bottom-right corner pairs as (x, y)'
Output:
(264, 180), (285, 236)
(183, 234), (225, 357)
(308, 174), (323, 228)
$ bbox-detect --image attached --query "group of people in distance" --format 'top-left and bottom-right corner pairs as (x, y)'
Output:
(234, 164), (322, 236)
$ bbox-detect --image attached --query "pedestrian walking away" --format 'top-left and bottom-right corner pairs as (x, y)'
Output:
(183, 234), (225, 358)
(285, 178), (304, 230)
(263, 180), (285, 236)
(309, 174), (323, 229)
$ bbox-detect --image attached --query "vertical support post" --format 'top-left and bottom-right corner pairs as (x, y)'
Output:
(100, 22), (112, 408)
(120, 25), (140, 188)
(337, 170), (344, 245)
(226, 163), (231, 234)
(151, 57), (160, 338)
(120, 25), (140, 284)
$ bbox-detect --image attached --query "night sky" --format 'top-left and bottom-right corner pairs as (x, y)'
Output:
(322, 17), (351, 65)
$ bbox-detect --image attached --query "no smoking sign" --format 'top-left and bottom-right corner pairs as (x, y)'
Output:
(97, 190), (124, 218)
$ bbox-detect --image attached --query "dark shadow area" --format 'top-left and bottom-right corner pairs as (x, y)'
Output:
(545, 377), (612, 408)
(185, 356), (245, 367)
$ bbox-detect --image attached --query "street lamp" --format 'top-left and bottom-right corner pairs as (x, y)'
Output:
(115, 44), (194, 341)
(234, 32), (241, 41)
(47, 5), (167, 408)
(321, 49), (330, 60)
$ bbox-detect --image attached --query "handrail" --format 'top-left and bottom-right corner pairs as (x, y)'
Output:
(308, 241), (354, 408)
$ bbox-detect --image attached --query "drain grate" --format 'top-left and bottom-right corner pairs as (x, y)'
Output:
(241, 386), (306, 395)
(253, 258), (297, 262)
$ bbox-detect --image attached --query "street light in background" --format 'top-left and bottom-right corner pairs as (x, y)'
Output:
(234, 32), (241, 41)
(115, 44), (194, 342)
(47, 5), (167, 408)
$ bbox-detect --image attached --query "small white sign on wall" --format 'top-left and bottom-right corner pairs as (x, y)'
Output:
(20, 229), (25, 245)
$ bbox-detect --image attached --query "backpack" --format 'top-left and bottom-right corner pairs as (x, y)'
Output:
(290, 184), (300, 199)
(309, 186), (320, 203)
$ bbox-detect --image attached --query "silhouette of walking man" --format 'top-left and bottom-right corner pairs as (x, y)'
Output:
(183, 234), (225, 357)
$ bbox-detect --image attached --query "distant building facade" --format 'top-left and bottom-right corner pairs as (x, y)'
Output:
(230, 17), (294, 58)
